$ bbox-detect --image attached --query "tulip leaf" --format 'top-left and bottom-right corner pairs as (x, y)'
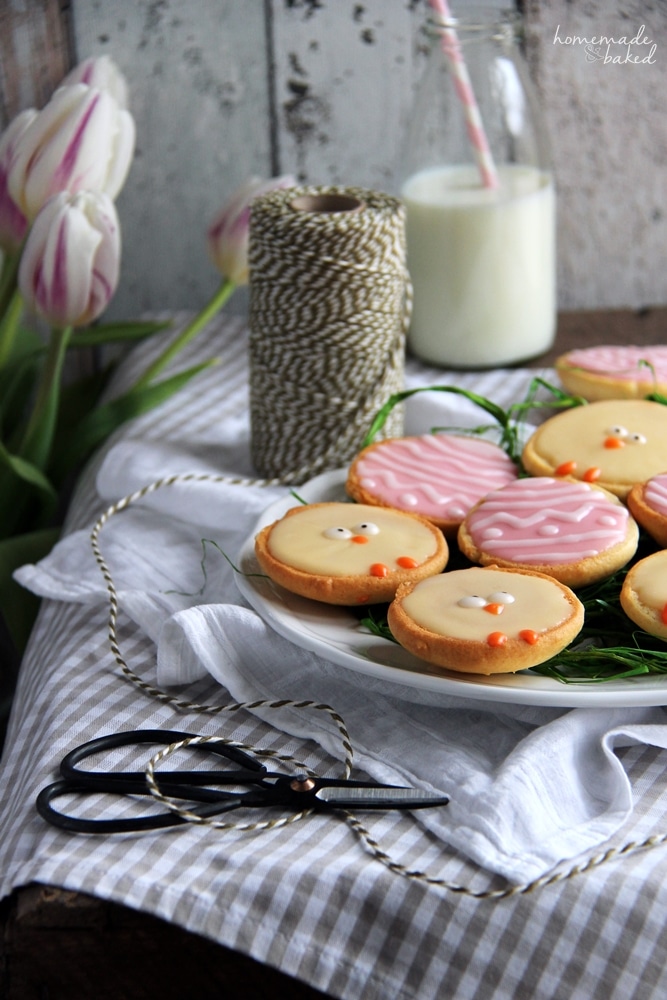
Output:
(0, 349), (44, 438)
(133, 281), (233, 389)
(0, 254), (21, 336)
(0, 440), (57, 499)
(0, 441), (58, 541)
(68, 319), (172, 348)
(47, 367), (113, 485)
(59, 358), (218, 475)
(0, 289), (27, 369)
(55, 366), (111, 433)
(0, 323), (44, 431)
(4, 326), (45, 363)
(17, 326), (72, 470)
(0, 526), (60, 654)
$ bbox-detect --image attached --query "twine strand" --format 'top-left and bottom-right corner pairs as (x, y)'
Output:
(145, 734), (317, 832)
(90, 473), (667, 891)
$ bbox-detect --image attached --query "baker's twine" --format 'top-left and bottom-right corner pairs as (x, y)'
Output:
(90, 472), (667, 897)
(248, 186), (410, 483)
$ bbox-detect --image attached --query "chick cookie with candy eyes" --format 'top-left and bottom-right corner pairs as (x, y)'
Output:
(254, 502), (448, 606)
(522, 399), (667, 500)
(620, 550), (667, 642)
(387, 566), (584, 675)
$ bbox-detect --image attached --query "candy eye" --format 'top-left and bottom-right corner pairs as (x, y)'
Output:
(487, 591), (515, 605)
(323, 526), (353, 540)
(353, 522), (380, 536)
(458, 595), (487, 608)
(607, 425), (628, 438)
(628, 432), (647, 445)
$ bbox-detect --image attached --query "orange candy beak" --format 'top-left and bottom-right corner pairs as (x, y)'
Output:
(604, 436), (625, 449)
(351, 535), (369, 544)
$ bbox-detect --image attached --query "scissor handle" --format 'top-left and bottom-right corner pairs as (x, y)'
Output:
(60, 728), (266, 789)
(36, 729), (270, 834)
(35, 778), (244, 834)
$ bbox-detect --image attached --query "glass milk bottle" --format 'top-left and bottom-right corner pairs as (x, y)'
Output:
(399, 5), (556, 368)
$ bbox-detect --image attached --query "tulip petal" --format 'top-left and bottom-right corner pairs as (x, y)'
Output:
(207, 174), (295, 285)
(50, 90), (106, 190)
(0, 164), (27, 251)
(60, 55), (129, 109)
(0, 109), (36, 251)
(19, 191), (120, 328)
(8, 84), (135, 220)
(40, 201), (99, 327)
(102, 108), (135, 201)
(34, 90), (114, 206)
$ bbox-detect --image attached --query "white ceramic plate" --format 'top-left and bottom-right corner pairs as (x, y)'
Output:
(236, 470), (667, 708)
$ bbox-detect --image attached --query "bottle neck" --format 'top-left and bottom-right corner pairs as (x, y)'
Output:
(425, 12), (519, 48)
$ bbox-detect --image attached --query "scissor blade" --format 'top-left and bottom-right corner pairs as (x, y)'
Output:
(314, 785), (449, 810)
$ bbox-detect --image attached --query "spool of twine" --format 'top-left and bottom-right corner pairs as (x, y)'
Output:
(248, 185), (411, 483)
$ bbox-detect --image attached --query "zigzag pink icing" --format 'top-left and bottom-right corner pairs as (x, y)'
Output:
(466, 478), (629, 563)
(356, 435), (517, 521)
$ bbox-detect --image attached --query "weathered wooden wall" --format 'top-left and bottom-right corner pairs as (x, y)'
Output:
(1, 0), (666, 320)
(524, 0), (667, 312)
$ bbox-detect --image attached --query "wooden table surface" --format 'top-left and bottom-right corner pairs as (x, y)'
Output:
(1, 306), (665, 1000)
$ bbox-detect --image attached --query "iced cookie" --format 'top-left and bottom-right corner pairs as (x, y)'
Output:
(458, 477), (638, 588)
(556, 345), (667, 402)
(346, 433), (518, 536)
(387, 566), (584, 675)
(254, 502), (448, 605)
(620, 550), (667, 641)
(522, 399), (667, 499)
(627, 473), (667, 548)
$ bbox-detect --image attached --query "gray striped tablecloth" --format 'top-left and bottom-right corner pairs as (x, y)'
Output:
(2, 315), (667, 1000)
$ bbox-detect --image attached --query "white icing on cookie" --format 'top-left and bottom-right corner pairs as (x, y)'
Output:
(401, 568), (572, 641)
(267, 503), (439, 577)
(625, 550), (667, 624)
(526, 400), (667, 488)
(465, 478), (629, 564)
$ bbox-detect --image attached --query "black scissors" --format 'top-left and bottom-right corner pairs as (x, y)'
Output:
(36, 729), (449, 834)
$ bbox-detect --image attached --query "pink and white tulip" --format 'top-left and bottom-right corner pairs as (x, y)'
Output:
(0, 109), (37, 253)
(60, 55), (129, 109)
(8, 83), (135, 222)
(207, 175), (295, 285)
(19, 190), (120, 328)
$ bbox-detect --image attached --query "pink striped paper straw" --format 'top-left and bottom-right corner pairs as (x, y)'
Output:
(429, 0), (499, 190)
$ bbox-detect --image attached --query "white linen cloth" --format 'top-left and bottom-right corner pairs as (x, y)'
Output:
(15, 358), (667, 886)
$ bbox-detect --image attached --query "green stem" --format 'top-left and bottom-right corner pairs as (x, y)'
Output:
(0, 287), (24, 368)
(19, 325), (73, 469)
(133, 279), (235, 390)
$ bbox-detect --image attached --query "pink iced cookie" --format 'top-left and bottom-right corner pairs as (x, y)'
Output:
(458, 476), (639, 587)
(628, 472), (667, 548)
(346, 434), (518, 537)
(556, 345), (667, 401)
